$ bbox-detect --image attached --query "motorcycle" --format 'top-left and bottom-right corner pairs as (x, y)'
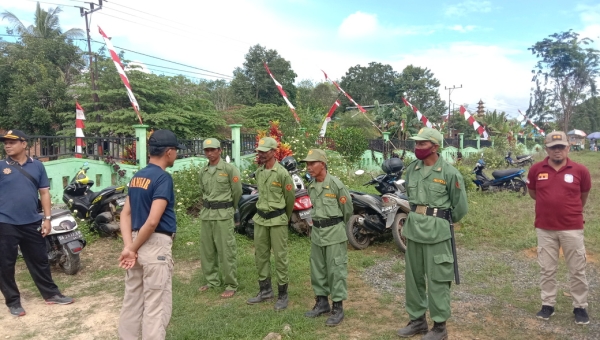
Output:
(41, 209), (86, 275)
(234, 156), (313, 238)
(473, 158), (528, 195)
(346, 158), (411, 252)
(506, 151), (533, 167)
(63, 162), (127, 237)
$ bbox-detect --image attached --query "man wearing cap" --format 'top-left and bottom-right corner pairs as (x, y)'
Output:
(118, 129), (183, 340)
(0, 130), (74, 317)
(527, 131), (591, 325)
(247, 137), (295, 311)
(301, 149), (353, 326)
(197, 138), (242, 298)
(397, 127), (468, 340)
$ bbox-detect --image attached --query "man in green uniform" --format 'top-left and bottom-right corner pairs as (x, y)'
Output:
(397, 128), (468, 340)
(301, 149), (353, 326)
(247, 137), (295, 311)
(198, 138), (242, 299)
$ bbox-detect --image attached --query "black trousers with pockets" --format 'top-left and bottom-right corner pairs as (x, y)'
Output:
(0, 222), (61, 307)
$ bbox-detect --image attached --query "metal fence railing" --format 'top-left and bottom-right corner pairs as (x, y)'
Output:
(241, 134), (256, 155)
(177, 138), (233, 161)
(480, 140), (492, 148)
(463, 140), (478, 148)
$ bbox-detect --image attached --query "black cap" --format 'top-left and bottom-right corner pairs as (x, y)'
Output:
(0, 129), (28, 142)
(148, 130), (185, 149)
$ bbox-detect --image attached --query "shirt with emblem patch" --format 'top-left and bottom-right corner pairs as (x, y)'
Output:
(198, 159), (242, 220)
(527, 157), (591, 230)
(254, 162), (295, 226)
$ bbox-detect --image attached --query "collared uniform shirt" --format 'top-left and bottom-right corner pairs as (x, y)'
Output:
(307, 173), (353, 247)
(403, 156), (468, 244)
(198, 159), (242, 221)
(254, 162), (295, 226)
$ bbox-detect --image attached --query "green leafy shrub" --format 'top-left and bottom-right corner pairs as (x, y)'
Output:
(172, 163), (202, 215)
(327, 126), (369, 166)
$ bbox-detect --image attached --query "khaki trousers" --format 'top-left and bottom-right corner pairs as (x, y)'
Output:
(536, 228), (588, 308)
(118, 232), (174, 340)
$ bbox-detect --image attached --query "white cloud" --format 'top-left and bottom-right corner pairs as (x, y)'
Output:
(338, 11), (379, 39)
(448, 25), (476, 33)
(576, 4), (600, 48)
(445, 1), (492, 17)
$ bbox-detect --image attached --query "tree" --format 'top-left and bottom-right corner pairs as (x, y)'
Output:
(528, 30), (600, 130)
(395, 65), (446, 119)
(572, 97), (600, 132)
(339, 62), (398, 106)
(230, 44), (297, 106)
(1, 2), (84, 39)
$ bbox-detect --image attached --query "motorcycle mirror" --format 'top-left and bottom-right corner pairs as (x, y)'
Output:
(225, 155), (231, 163)
(83, 162), (88, 166)
(354, 170), (365, 175)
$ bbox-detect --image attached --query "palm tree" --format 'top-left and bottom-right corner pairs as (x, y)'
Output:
(1, 2), (84, 39)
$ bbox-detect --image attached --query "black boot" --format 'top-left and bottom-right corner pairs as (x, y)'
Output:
(325, 301), (344, 326)
(422, 321), (448, 340)
(246, 279), (274, 304)
(397, 315), (428, 338)
(304, 296), (331, 318)
(274, 284), (288, 311)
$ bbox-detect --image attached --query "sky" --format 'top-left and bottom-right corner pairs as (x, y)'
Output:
(0, 0), (599, 119)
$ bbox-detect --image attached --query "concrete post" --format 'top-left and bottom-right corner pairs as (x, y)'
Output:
(477, 134), (481, 149)
(230, 124), (242, 168)
(383, 131), (391, 141)
(133, 124), (148, 168)
(459, 133), (464, 150)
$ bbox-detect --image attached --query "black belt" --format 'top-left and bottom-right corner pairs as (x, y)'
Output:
(313, 217), (343, 228)
(410, 205), (451, 220)
(155, 230), (174, 237)
(256, 208), (286, 219)
(203, 201), (234, 209)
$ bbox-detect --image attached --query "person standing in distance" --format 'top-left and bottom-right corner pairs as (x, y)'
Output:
(527, 131), (591, 325)
(301, 149), (353, 326)
(118, 130), (184, 340)
(197, 138), (242, 298)
(397, 127), (468, 340)
(0, 130), (74, 317)
(247, 137), (295, 311)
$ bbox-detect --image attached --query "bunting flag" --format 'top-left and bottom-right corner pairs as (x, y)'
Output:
(264, 62), (300, 123)
(319, 99), (341, 137)
(98, 26), (143, 125)
(400, 119), (405, 132)
(401, 97), (434, 129)
(321, 70), (366, 113)
(459, 106), (489, 139)
(75, 102), (85, 158)
(518, 110), (545, 136)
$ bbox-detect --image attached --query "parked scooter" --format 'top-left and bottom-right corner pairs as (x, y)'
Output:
(63, 162), (127, 237)
(234, 156), (313, 238)
(506, 151), (533, 167)
(346, 158), (411, 252)
(41, 209), (86, 275)
(473, 158), (527, 195)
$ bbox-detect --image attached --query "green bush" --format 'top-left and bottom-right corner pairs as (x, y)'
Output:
(172, 163), (202, 215)
(327, 126), (369, 166)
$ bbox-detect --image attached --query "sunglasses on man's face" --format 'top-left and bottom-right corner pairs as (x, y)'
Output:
(548, 145), (567, 150)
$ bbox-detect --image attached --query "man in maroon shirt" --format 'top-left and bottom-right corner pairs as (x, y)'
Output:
(527, 131), (591, 325)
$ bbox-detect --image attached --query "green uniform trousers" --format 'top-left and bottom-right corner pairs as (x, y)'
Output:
(405, 238), (454, 322)
(310, 241), (348, 302)
(200, 219), (238, 291)
(254, 223), (288, 285)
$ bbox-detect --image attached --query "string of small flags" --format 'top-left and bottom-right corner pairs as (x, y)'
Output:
(459, 106), (489, 139)
(319, 99), (340, 137)
(264, 62), (300, 123)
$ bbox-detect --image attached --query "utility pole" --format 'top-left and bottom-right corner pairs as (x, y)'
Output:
(79, 1), (103, 115)
(444, 84), (462, 137)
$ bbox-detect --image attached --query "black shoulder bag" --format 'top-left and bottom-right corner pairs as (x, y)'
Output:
(6, 158), (43, 212)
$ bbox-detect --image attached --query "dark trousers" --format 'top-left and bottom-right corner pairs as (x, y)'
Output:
(0, 222), (61, 307)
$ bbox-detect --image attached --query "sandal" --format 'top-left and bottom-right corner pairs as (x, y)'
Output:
(199, 285), (211, 292)
(220, 290), (236, 299)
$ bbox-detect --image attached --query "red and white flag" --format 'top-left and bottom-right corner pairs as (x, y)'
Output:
(518, 110), (545, 136)
(98, 26), (143, 125)
(321, 70), (366, 113)
(400, 119), (405, 132)
(401, 98), (434, 129)
(459, 106), (489, 139)
(264, 62), (300, 123)
(319, 99), (340, 137)
(75, 102), (85, 158)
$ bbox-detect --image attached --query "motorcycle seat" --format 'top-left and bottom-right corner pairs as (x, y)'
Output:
(358, 194), (382, 207)
(516, 155), (530, 160)
(492, 169), (522, 179)
(239, 194), (258, 205)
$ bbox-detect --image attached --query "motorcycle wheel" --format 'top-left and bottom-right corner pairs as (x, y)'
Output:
(346, 215), (370, 250)
(391, 213), (408, 253)
(511, 178), (528, 196)
(245, 221), (255, 239)
(59, 244), (81, 275)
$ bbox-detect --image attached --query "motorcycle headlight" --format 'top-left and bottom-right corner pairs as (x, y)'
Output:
(54, 220), (76, 231)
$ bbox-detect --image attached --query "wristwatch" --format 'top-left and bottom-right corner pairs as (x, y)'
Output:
(43, 216), (52, 221)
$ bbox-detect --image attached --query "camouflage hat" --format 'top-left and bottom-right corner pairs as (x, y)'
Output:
(300, 149), (327, 163)
(202, 138), (221, 149)
(256, 137), (278, 152)
(545, 131), (569, 147)
(409, 127), (443, 145)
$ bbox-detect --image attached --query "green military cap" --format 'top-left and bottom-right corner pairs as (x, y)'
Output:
(203, 138), (221, 149)
(300, 149), (327, 163)
(409, 127), (443, 145)
(255, 137), (278, 152)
